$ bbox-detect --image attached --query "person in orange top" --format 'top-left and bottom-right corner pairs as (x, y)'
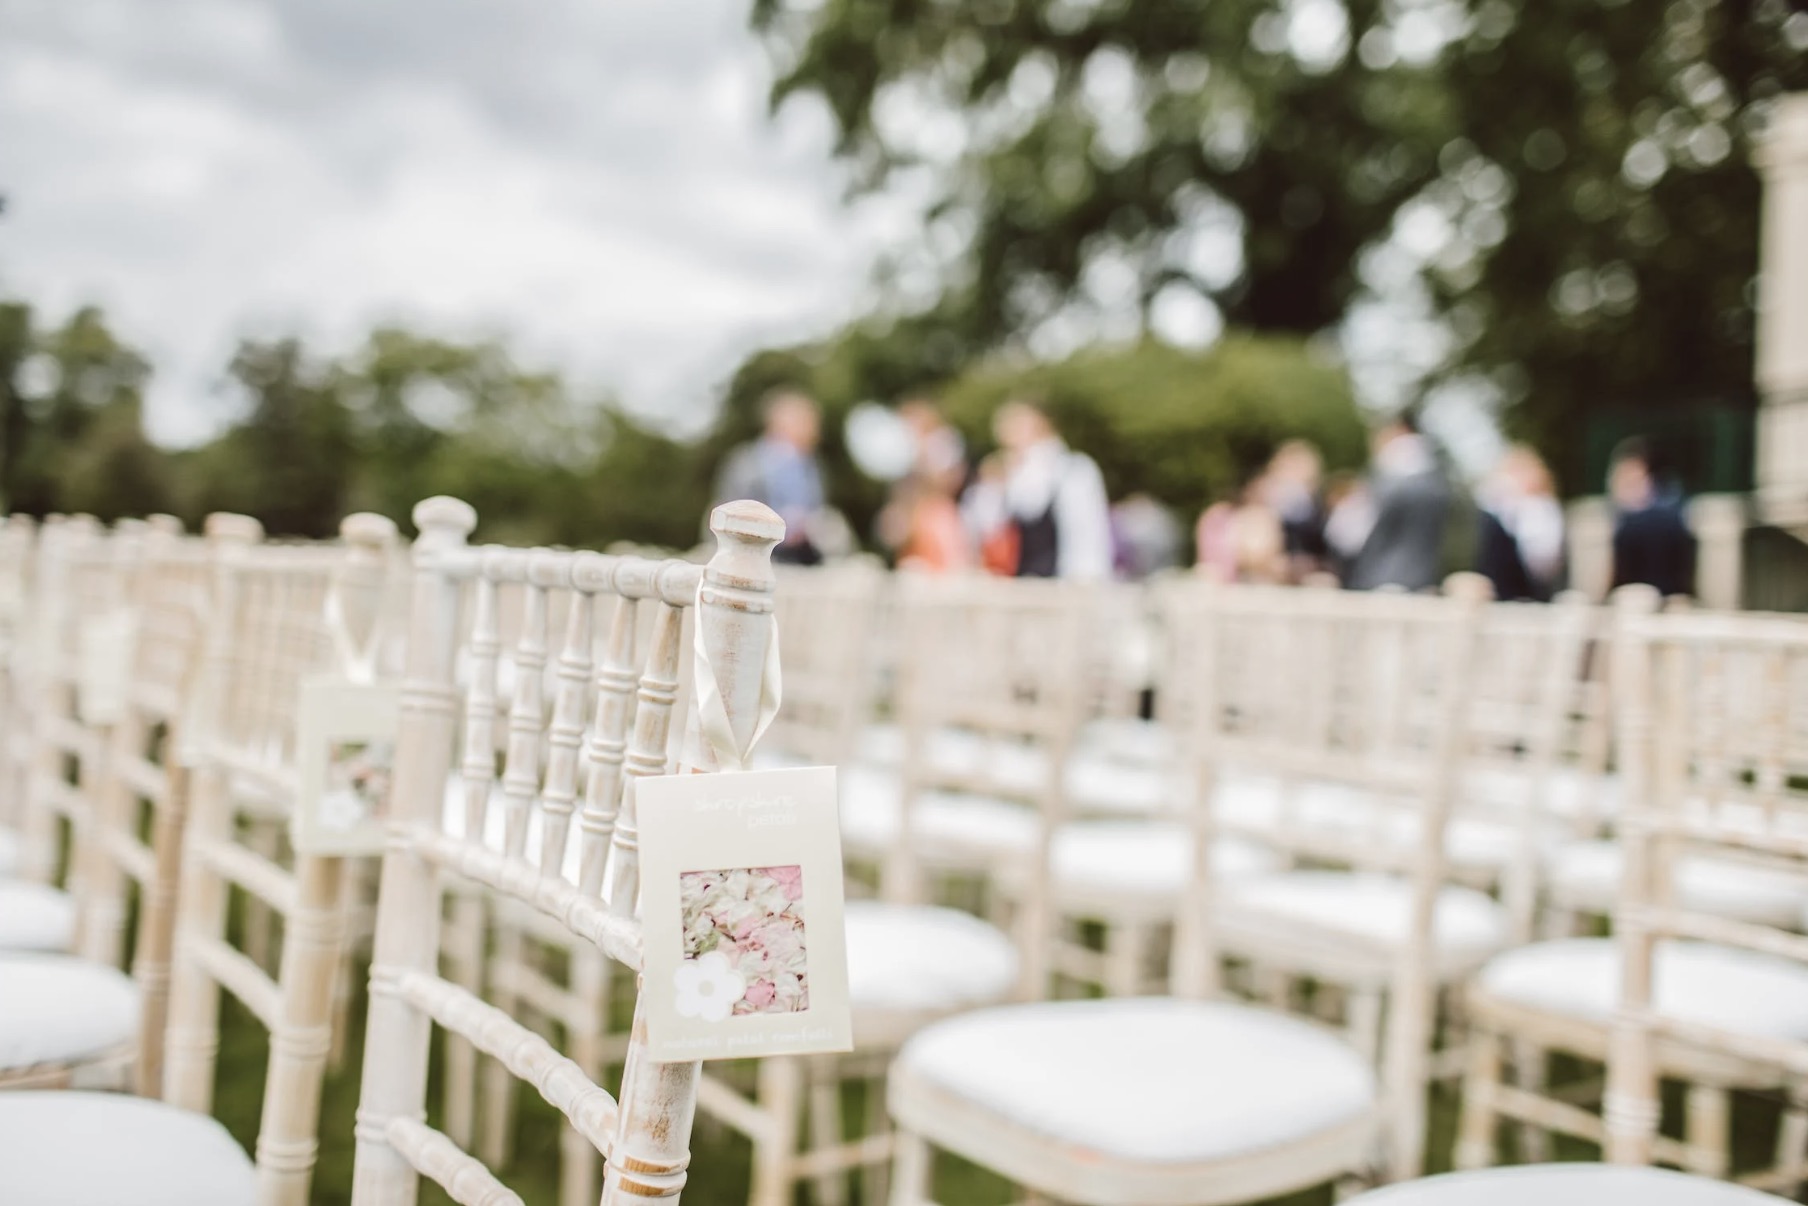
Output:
(878, 398), (975, 572)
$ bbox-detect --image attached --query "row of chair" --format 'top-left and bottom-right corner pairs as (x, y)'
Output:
(0, 499), (788, 1206)
(1, 503), (1805, 1206)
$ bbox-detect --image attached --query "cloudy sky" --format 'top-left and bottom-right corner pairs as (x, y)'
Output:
(0, 0), (919, 446)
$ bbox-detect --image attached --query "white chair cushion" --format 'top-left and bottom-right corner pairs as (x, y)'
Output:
(1548, 840), (1808, 926)
(1343, 1164), (1775, 1205)
(838, 766), (1037, 855)
(1224, 872), (1509, 961)
(1216, 779), (1558, 872)
(845, 902), (1017, 1014)
(857, 722), (904, 767)
(1465, 766), (1623, 823)
(0, 825), (20, 876)
(0, 881), (75, 952)
(896, 997), (1376, 1162)
(1050, 821), (1280, 900)
(1063, 757), (1179, 815)
(1478, 938), (1808, 1040)
(0, 954), (139, 1071)
(1077, 717), (1175, 768)
(0, 1091), (254, 1206)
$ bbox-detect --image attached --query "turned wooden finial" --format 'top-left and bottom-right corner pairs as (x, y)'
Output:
(704, 500), (784, 599)
(340, 511), (399, 554)
(203, 512), (264, 546)
(411, 496), (477, 549)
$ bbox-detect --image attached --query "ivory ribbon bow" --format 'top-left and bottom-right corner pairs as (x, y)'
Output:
(691, 587), (782, 772)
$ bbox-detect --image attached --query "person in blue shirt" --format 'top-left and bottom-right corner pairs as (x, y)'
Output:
(714, 388), (827, 564)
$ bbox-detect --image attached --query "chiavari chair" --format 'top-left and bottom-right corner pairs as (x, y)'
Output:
(0, 513), (39, 872)
(0, 515), (212, 1097)
(0, 513), (399, 1206)
(347, 496), (784, 1206)
(1457, 590), (1808, 1193)
(698, 574), (1026, 1206)
(882, 578), (1493, 1204)
(158, 511), (400, 1206)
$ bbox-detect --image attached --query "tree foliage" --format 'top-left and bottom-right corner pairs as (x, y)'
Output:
(751, 0), (1807, 488)
(1436, 0), (1804, 490)
(0, 302), (712, 550)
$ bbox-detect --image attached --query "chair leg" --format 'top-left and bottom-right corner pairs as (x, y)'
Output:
(1348, 987), (1385, 1068)
(1773, 1085), (1808, 1196)
(1454, 1028), (1503, 1171)
(887, 1130), (931, 1206)
(1684, 1084), (1731, 1178)
(478, 920), (525, 1172)
(808, 1058), (849, 1206)
(1512, 1040), (1551, 1163)
(1103, 920), (1147, 998)
(255, 854), (346, 1206)
(750, 1056), (804, 1206)
(327, 856), (371, 1071)
(560, 945), (608, 1206)
(1253, 964), (1290, 1011)
(441, 890), (485, 1151)
(863, 1070), (892, 1206)
(242, 816), (281, 971)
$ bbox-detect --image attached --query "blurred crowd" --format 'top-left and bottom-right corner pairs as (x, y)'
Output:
(714, 389), (1698, 601)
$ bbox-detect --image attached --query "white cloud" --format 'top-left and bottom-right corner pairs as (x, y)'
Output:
(0, 0), (907, 445)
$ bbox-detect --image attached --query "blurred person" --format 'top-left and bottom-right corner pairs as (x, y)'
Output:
(1346, 411), (1451, 592)
(1476, 443), (1565, 601)
(1257, 439), (1328, 579)
(714, 388), (829, 565)
(1111, 492), (1182, 580)
(1320, 470), (1374, 584)
(1194, 477), (1286, 584)
(965, 398), (1112, 580)
(1608, 436), (1696, 598)
(878, 398), (973, 572)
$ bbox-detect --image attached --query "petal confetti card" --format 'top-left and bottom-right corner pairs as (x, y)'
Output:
(291, 674), (401, 857)
(638, 765), (852, 1061)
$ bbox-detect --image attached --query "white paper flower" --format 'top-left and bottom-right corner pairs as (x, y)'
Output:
(673, 950), (747, 1023)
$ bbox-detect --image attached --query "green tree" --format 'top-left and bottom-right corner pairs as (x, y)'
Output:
(186, 338), (357, 537)
(58, 399), (175, 521)
(752, 0), (1447, 337)
(0, 304), (166, 517)
(751, 0), (1806, 488)
(1435, 0), (1805, 492)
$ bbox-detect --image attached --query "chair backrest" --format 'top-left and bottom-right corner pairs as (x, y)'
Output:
(1164, 579), (1486, 1174)
(162, 511), (401, 1206)
(15, 514), (119, 884)
(882, 574), (1091, 990)
(76, 516), (212, 1093)
(1458, 592), (1596, 939)
(351, 496), (783, 1206)
(1168, 579), (1485, 878)
(766, 561), (884, 767)
(1603, 590), (1808, 1169)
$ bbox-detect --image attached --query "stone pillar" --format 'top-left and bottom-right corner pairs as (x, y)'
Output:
(1755, 94), (1808, 529)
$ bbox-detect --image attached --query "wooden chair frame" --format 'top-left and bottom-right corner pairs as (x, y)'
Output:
(350, 496), (784, 1206)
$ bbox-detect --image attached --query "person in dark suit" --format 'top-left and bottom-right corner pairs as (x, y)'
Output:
(1347, 412), (1452, 592)
(1608, 437), (1695, 598)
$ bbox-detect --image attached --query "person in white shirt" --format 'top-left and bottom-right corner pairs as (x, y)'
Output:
(964, 398), (1114, 581)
